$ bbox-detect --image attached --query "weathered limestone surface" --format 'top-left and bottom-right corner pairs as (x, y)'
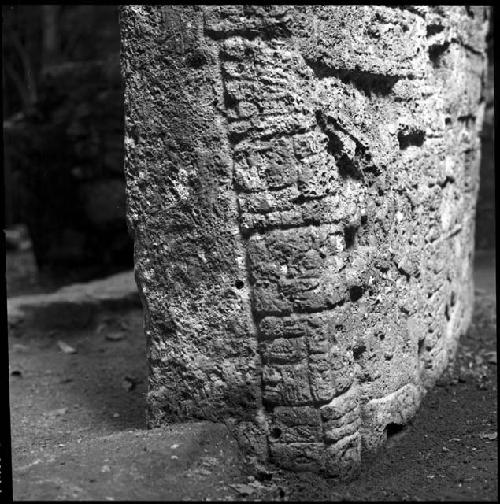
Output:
(119, 6), (490, 478)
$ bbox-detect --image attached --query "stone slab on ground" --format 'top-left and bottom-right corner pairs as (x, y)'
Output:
(7, 270), (140, 330)
(12, 423), (260, 501)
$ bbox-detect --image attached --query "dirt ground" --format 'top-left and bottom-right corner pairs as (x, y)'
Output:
(7, 249), (497, 501)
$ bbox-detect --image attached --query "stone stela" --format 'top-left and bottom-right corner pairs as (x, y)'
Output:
(119, 5), (490, 479)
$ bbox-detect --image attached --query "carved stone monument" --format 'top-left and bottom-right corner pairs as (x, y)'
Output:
(119, 6), (489, 478)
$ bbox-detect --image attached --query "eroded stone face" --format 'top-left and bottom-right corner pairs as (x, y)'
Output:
(119, 5), (489, 478)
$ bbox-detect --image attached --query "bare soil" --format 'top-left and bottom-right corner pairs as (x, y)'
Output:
(8, 250), (497, 501)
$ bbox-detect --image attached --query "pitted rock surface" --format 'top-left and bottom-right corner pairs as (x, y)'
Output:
(119, 5), (490, 478)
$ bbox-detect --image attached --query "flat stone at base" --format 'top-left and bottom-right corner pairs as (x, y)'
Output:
(8, 270), (140, 330)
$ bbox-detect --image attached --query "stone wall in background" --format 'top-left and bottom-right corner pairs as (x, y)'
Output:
(121, 5), (490, 478)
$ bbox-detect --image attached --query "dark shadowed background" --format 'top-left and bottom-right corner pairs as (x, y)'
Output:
(3, 5), (131, 289)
